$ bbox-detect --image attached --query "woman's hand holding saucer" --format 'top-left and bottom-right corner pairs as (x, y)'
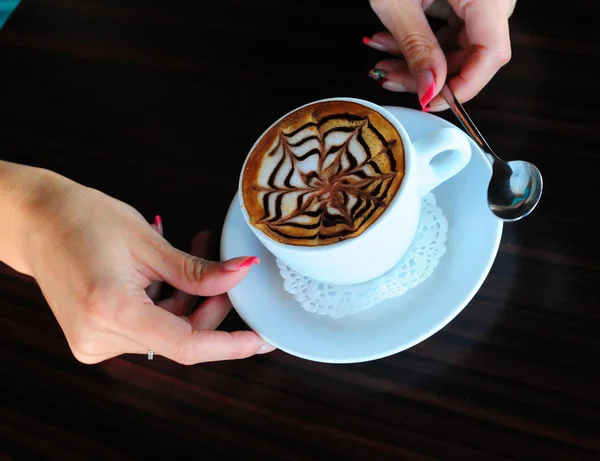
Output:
(0, 162), (276, 364)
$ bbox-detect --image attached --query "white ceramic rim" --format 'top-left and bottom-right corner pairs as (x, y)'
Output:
(237, 97), (416, 255)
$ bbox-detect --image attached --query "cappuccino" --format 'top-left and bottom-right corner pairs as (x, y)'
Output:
(241, 101), (405, 246)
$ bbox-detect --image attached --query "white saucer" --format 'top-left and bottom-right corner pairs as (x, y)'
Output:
(220, 105), (503, 364)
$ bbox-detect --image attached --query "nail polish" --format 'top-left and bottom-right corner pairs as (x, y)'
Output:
(368, 68), (387, 81)
(362, 37), (389, 52)
(416, 70), (436, 108)
(222, 256), (260, 272)
(154, 215), (163, 234)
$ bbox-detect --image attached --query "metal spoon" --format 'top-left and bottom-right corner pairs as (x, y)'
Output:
(439, 84), (543, 222)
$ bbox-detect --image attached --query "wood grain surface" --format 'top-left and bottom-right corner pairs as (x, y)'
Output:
(1, 1), (600, 459)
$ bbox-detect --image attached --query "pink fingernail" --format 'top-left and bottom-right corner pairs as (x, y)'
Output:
(154, 215), (163, 234)
(417, 69), (436, 108)
(362, 36), (389, 52)
(222, 256), (260, 272)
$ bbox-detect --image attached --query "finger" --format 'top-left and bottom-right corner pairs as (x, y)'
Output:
(190, 231), (211, 259)
(365, 25), (460, 57)
(190, 294), (233, 330)
(369, 0), (447, 106)
(157, 289), (195, 315)
(117, 299), (275, 364)
(363, 31), (402, 55)
(145, 279), (162, 301)
(148, 238), (260, 297)
(421, 32), (468, 112)
(368, 24), (461, 92)
(423, 48), (468, 112)
(446, 47), (470, 78)
(446, 47), (510, 105)
(445, 0), (512, 103)
(422, 96), (449, 112)
(145, 218), (164, 301)
(156, 231), (212, 315)
(369, 59), (416, 93)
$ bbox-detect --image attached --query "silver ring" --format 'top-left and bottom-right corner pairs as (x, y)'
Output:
(147, 350), (154, 360)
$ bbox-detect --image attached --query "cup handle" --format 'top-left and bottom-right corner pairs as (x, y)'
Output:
(413, 127), (472, 197)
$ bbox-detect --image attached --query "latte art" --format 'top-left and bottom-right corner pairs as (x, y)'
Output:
(242, 101), (405, 246)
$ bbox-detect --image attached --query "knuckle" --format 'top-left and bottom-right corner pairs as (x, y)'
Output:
(496, 46), (512, 66)
(183, 255), (210, 284)
(144, 233), (165, 263)
(69, 328), (98, 358)
(228, 345), (253, 361)
(400, 32), (434, 62)
(71, 349), (99, 365)
(173, 346), (196, 366)
(173, 338), (199, 365)
(83, 286), (132, 331)
(226, 332), (258, 361)
(78, 281), (114, 329)
(450, 0), (473, 17)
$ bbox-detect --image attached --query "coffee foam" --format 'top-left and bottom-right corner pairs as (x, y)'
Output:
(242, 101), (405, 246)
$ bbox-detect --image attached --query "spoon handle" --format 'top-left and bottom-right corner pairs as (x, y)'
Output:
(439, 85), (498, 161)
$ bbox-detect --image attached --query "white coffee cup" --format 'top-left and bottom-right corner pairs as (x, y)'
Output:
(238, 97), (471, 285)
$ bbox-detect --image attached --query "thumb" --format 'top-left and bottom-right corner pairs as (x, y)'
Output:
(149, 239), (260, 297)
(370, 0), (447, 107)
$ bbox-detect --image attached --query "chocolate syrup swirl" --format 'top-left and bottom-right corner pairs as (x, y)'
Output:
(242, 101), (404, 246)
(243, 103), (405, 246)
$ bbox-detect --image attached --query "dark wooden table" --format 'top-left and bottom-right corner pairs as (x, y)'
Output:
(2, 1), (600, 460)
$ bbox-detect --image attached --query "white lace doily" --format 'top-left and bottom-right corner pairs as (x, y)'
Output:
(275, 193), (448, 318)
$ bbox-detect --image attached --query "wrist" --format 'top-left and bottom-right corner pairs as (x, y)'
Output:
(0, 161), (67, 275)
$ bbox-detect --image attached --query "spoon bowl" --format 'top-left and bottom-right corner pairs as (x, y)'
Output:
(488, 159), (543, 222)
(440, 85), (543, 222)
